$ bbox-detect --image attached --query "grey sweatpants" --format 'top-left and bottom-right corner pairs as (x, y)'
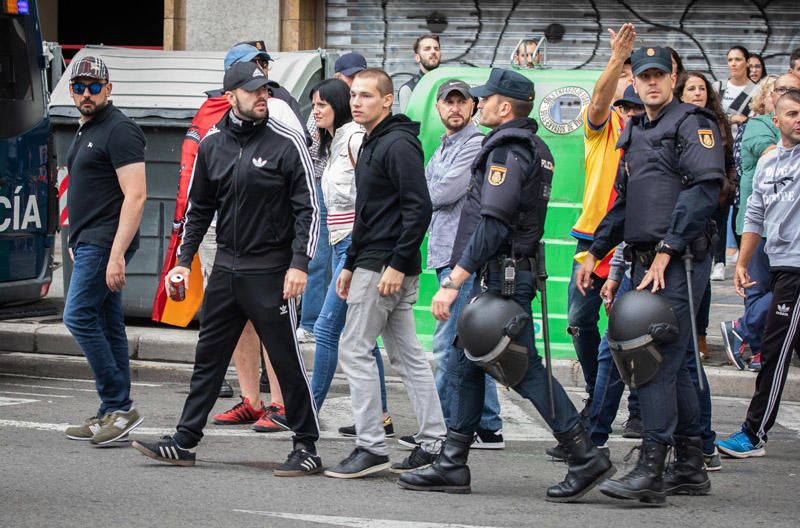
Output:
(339, 268), (446, 456)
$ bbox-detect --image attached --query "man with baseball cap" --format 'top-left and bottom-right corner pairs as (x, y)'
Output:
(578, 45), (725, 503)
(62, 56), (148, 447)
(424, 79), (506, 450)
(134, 61), (322, 476)
(399, 68), (615, 501)
(333, 52), (367, 85)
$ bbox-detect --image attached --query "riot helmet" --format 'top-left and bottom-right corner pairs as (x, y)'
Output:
(607, 290), (680, 388)
(457, 292), (531, 387)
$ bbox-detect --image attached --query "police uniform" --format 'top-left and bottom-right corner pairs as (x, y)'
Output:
(399, 69), (614, 502)
(589, 47), (725, 503)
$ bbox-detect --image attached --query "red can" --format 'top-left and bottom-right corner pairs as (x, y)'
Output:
(169, 274), (186, 302)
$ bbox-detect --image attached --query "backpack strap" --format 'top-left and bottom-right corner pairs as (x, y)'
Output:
(347, 130), (365, 169)
(728, 82), (756, 115)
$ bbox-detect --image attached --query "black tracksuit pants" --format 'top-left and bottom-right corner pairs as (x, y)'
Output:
(744, 270), (800, 445)
(174, 267), (319, 450)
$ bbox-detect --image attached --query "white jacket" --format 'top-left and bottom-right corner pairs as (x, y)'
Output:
(321, 121), (365, 245)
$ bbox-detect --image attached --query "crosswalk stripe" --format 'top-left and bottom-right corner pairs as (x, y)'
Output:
(0, 372), (161, 387)
(234, 510), (505, 528)
(0, 390), (72, 399)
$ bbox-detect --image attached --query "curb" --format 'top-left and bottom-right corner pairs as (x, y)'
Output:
(1, 320), (797, 402)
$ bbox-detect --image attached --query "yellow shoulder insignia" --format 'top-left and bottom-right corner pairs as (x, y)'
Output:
(698, 129), (715, 149)
(488, 165), (507, 186)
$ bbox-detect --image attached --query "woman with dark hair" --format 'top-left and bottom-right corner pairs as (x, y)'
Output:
(748, 54), (767, 84)
(716, 46), (757, 128)
(667, 46), (685, 76)
(673, 70), (732, 470)
(307, 79), (394, 435)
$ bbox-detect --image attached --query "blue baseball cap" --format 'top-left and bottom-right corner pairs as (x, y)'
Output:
(630, 46), (672, 76)
(224, 43), (272, 70)
(334, 52), (367, 77)
(469, 68), (534, 102)
(613, 85), (644, 107)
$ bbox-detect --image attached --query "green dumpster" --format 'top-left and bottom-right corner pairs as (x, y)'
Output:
(405, 66), (603, 358)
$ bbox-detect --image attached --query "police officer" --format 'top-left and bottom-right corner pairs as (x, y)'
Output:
(577, 46), (725, 504)
(399, 68), (614, 501)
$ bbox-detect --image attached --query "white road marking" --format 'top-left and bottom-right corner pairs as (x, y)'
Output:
(495, 389), (554, 441)
(234, 510), (505, 528)
(0, 372), (160, 387)
(1, 383), (97, 393)
(0, 390), (72, 399)
(0, 397), (39, 407)
(776, 404), (800, 437)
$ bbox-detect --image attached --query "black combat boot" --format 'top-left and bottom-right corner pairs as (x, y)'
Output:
(546, 421), (616, 502)
(663, 435), (710, 495)
(397, 430), (471, 494)
(599, 439), (668, 505)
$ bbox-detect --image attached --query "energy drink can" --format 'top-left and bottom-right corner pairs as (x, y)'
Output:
(169, 274), (186, 302)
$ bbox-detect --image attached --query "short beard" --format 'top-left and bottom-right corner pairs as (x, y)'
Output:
(77, 99), (104, 117)
(421, 58), (440, 72)
(233, 95), (268, 121)
(444, 116), (468, 133)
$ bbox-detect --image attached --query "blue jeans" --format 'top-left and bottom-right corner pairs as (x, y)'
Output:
(311, 236), (387, 412)
(587, 274), (640, 446)
(448, 270), (580, 436)
(685, 345), (716, 454)
(63, 243), (135, 417)
(300, 179), (332, 332)
(433, 268), (502, 432)
(567, 239), (604, 398)
(737, 239), (772, 352)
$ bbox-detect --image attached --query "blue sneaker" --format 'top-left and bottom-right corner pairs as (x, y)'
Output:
(717, 431), (765, 459)
(748, 353), (762, 372)
(720, 321), (746, 370)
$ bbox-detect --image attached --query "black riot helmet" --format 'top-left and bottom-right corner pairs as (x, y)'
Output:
(457, 293), (531, 387)
(607, 290), (680, 388)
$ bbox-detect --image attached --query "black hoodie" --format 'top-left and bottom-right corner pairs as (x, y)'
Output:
(344, 114), (432, 276)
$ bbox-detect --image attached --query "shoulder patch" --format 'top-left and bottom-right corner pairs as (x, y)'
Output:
(488, 165), (507, 186)
(698, 129), (715, 149)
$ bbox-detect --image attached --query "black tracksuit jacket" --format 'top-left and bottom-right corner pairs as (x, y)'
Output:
(343, 114), (432, 276)
(178, 110), (319, 273)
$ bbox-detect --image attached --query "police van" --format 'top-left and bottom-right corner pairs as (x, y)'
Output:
(0, 0), (57, 306)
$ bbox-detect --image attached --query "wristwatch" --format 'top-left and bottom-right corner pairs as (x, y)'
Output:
(440, 275), (460, 290)
(656, 240), (680, 258)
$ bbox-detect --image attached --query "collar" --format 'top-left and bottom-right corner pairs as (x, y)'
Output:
(80, 101), (114, 127)
(642, 98), (679, 127)
(440, 122), (478, 145)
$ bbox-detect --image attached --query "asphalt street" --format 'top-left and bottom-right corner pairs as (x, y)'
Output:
(1, 352), (800, 528)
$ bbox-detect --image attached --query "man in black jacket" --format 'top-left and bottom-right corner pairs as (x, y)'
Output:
(132, 62), (322, 476)
(324, 68), (446, 479)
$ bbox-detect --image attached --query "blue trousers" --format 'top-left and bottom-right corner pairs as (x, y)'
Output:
(300, 179), (332, 331)
(737, 239), (772, 352)
(567, 239), (604, 398)
(63, 243), (135, 417)
(447, 269), (580, 436)
(311, 236), (387, 412)
(587, 274), (640, 446)
(433, 268), (502, 432)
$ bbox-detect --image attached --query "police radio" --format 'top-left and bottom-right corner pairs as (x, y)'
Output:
(502, 258), (516, 296)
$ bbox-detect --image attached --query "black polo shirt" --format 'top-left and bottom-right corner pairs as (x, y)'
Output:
(65, 102), (146, 249)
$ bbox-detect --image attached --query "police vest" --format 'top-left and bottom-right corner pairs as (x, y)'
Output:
(617, 102), (717, 244)
(472, 127), (553, 258)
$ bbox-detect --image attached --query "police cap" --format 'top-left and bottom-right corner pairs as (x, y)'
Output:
(469, 68), (534, 102)
(630, 46), (672, 76)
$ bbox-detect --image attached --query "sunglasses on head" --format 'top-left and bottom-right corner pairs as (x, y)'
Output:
(253, 57), (270, 69)
(71, 81), (106, 95)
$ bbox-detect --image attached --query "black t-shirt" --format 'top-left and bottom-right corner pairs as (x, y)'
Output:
(65, 102), (146, 249)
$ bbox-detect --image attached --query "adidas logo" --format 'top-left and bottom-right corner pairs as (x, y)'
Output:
(253, 69), (265, 78)
(279, 305), (288, 315)
(776, 304), (791, 317)
(252, 157), (267, 168)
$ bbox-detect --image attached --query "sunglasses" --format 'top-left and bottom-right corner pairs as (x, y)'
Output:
(71, 81), (106, 95)
(253, 57), (270, 69)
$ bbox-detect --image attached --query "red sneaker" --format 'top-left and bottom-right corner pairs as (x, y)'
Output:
(252, 403), (291, 432)
(212, 396), (266, 425)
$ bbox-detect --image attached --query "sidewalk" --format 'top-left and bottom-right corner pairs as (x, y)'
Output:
(1, 262), (797, 401)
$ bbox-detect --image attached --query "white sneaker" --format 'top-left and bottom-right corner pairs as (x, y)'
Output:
(710, 262), (725, 281)
(296, 327), (315, 343)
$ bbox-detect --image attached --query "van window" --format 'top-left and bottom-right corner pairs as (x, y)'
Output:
(0, 17), (33, 101)
(0, 13), (45, 139)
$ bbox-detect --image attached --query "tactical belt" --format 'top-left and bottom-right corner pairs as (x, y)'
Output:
(487, 257), (536, 273)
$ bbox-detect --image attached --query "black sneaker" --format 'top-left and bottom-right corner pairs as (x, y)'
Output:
(390, 446), (436, 474)
(622, 415), (643, 439)
(132, 436), (196, 467)
(337, 416), (396, 438)
(274, 448), (322, 477)
(324, 447), (390, 479)
(472, 429), (505, 450)
(219, 380), (234, 398)
(397, 434), (420, 450)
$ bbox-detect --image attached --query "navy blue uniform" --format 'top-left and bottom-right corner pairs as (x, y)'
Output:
(447, 117), (581, 436)
(590, 99), (725, 445)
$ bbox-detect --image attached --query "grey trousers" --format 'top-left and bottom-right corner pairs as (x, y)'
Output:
(339, 268), (446, 456)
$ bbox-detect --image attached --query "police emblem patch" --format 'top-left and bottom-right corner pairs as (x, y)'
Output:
(698, 129), (715, 149)
(488, 165), (507, 186)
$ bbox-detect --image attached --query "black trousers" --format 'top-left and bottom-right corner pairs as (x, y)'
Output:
(174, 268), (319, 449)
(744, 270), (800, 445)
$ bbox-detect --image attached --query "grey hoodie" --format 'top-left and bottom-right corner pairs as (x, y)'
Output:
(743, 141), (800, 269)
